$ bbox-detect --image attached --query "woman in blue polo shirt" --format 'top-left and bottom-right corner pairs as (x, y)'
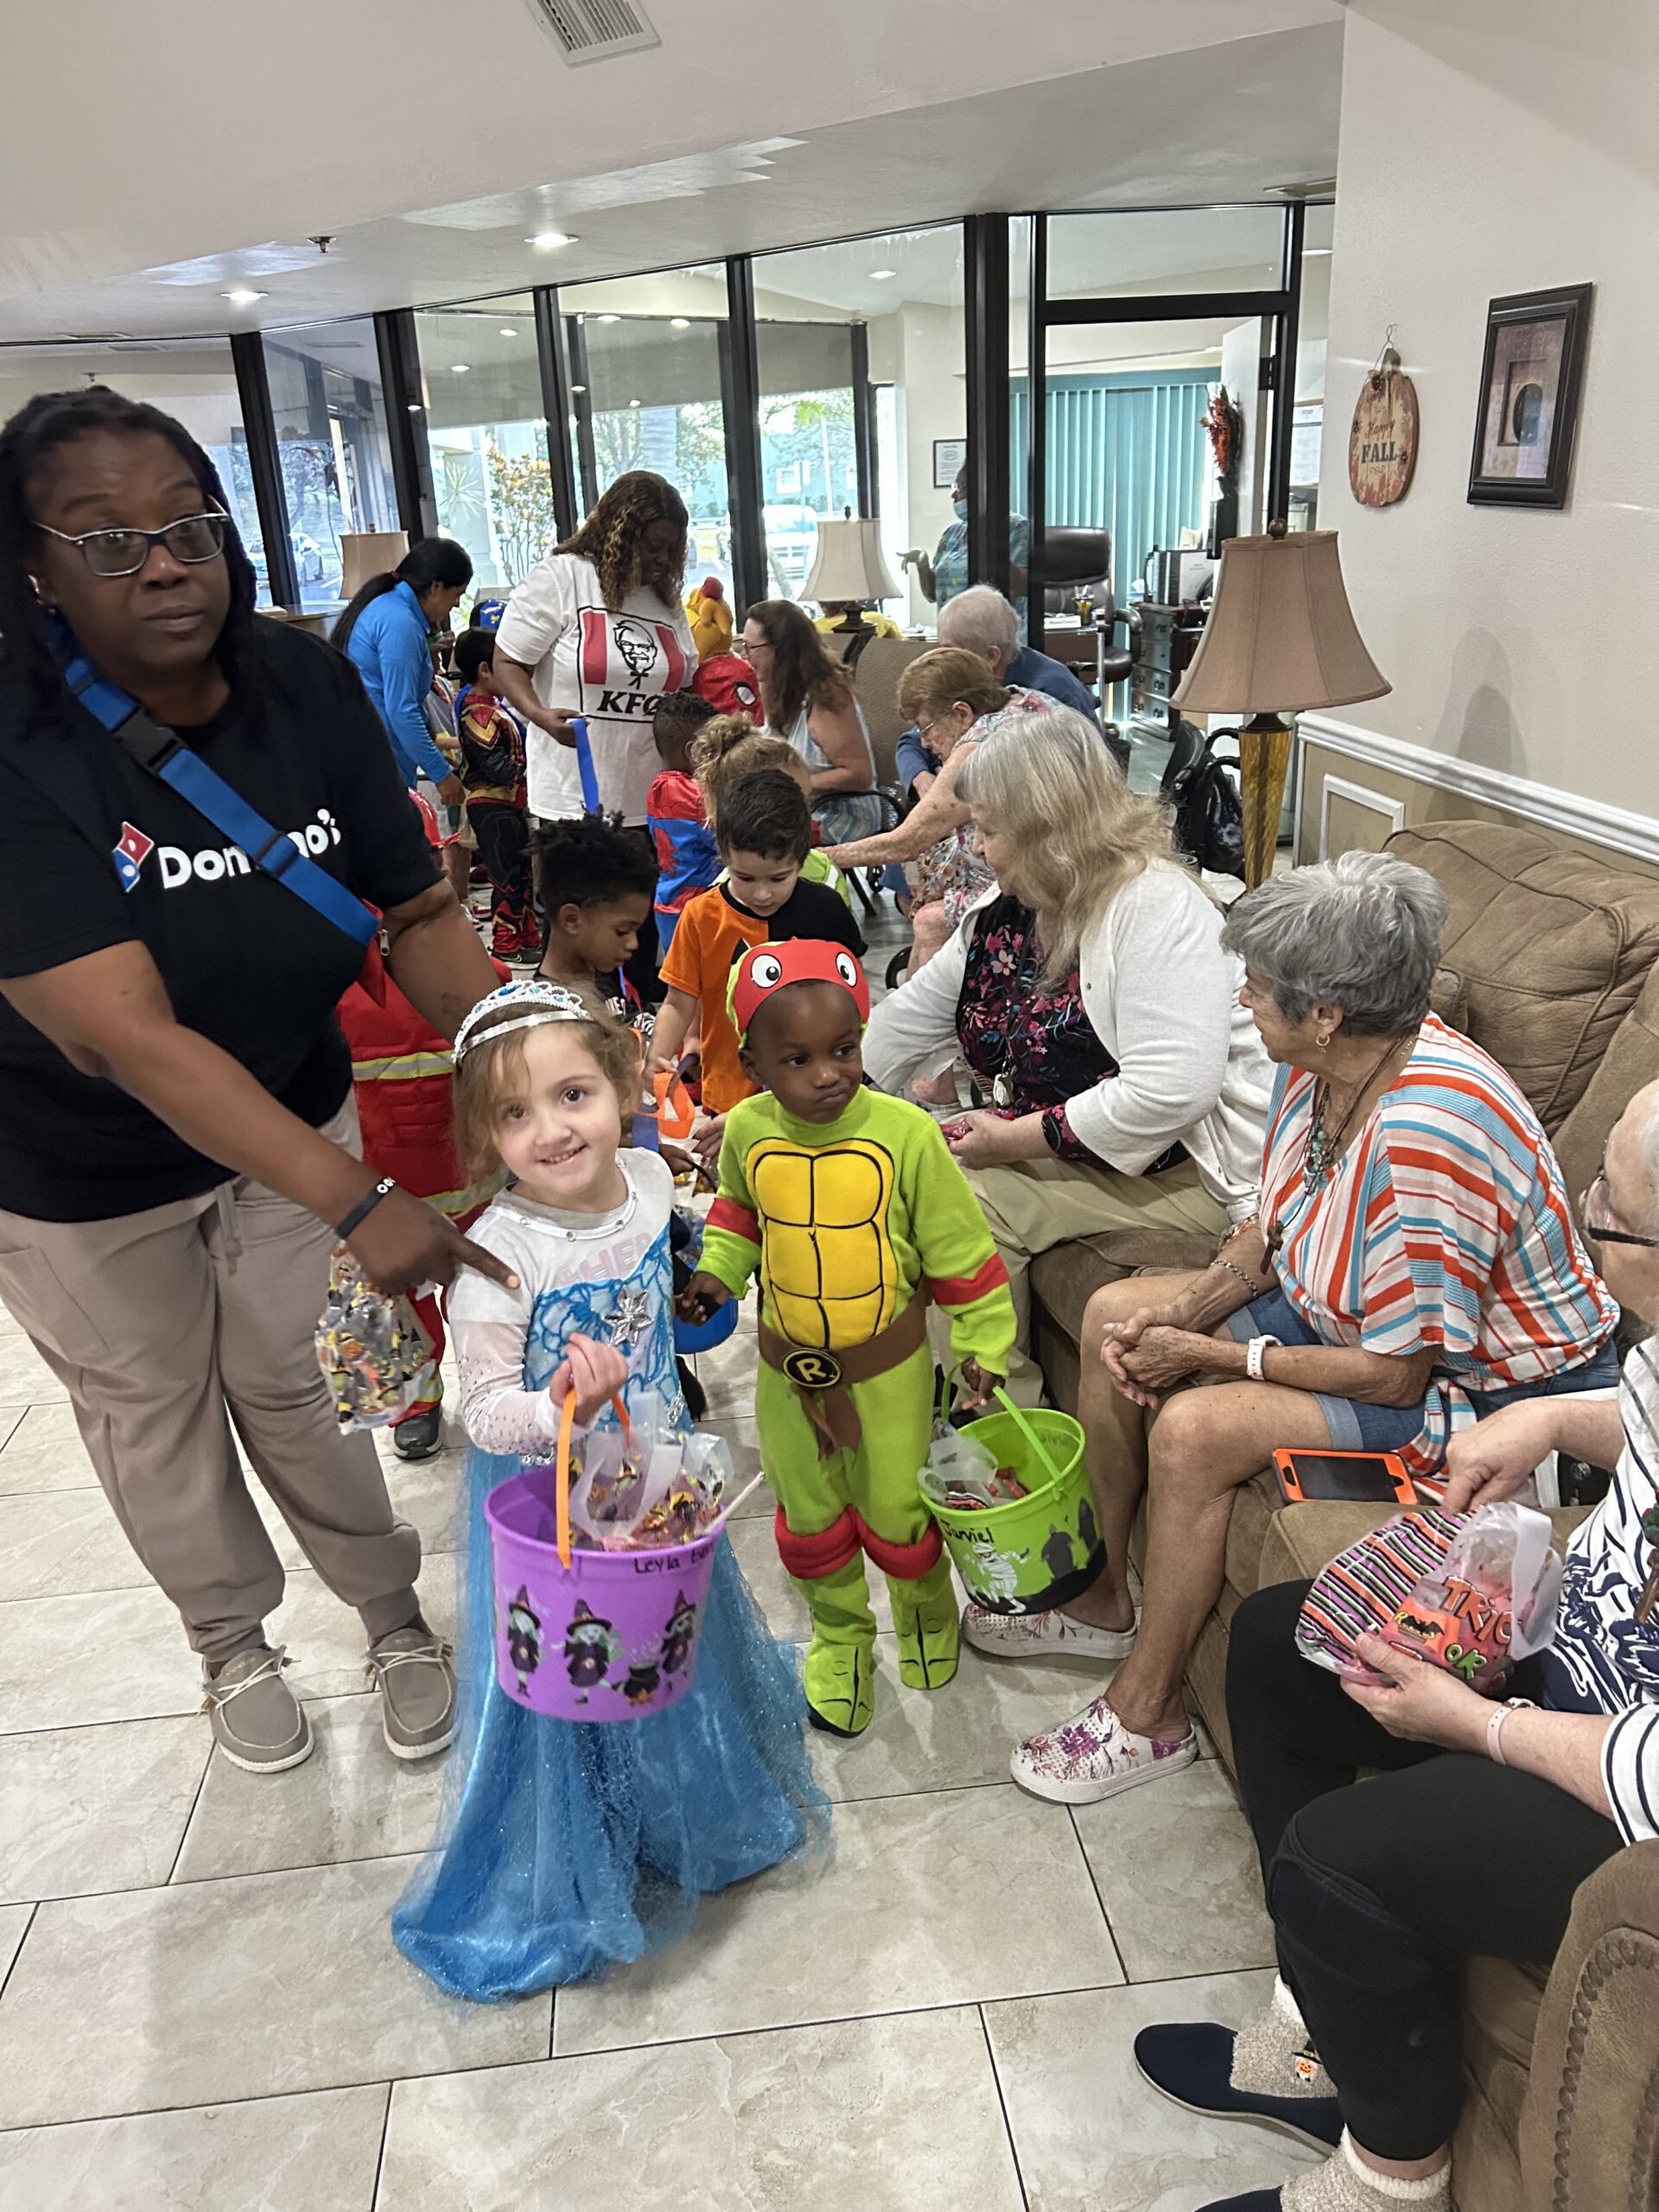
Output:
(331, 537), (474, 793)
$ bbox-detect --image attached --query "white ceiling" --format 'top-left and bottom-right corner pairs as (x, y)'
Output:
(0, 0), (1344, 344)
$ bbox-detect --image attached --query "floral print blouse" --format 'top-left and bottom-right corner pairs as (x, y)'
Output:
(954, 893), (1185, 1173)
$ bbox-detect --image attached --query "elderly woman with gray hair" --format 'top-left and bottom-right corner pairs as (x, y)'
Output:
(1004, 849), (1619, 1809)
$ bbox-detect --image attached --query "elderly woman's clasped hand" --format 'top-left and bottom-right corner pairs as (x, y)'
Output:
(1098, 1293), (1233, 1407)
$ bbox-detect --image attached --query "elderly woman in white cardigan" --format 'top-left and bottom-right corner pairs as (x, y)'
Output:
(864, 703), (1270, 1422)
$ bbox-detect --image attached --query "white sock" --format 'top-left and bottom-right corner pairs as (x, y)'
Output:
(1340, 2132), (1452, 2200)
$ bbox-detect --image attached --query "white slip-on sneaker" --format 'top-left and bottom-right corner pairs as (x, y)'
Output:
(962, 1600), (1135, 1662)
(1011, 1690), (1196, 1805)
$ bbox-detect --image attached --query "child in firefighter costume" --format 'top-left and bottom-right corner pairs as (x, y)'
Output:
(682, 940), (1016, 1737)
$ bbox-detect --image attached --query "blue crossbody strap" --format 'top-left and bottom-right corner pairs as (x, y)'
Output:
(59, 639), (378, 950)
(570, 714), (601, 814)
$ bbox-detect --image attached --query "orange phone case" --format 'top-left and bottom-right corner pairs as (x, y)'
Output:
(1272, 1447), (1417, 1508)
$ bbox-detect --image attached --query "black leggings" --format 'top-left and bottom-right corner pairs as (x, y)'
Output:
(1227, 1580), (1621, 2161)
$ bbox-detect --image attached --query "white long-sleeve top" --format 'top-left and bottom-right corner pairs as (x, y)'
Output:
(447, 1151), (683, 1457)
(863, 861), (1270, 1221)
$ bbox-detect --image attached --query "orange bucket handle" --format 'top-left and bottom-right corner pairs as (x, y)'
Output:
(554, 1390), (632, 1570)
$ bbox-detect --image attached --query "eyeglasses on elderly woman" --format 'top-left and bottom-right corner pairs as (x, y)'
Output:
(1582, 1165), (1659, 1249)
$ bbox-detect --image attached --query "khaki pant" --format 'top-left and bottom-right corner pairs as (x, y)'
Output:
(0, 1105), (420, 1665)
(942, 1154), (1226, 1405)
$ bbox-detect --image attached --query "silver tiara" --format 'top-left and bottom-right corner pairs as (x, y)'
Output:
(454, 981), (595, 1063)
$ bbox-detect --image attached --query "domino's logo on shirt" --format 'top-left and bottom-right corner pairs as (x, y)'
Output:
(111, 821), (155, 893)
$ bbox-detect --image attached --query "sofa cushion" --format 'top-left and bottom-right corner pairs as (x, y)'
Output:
(1029, 1225), (1217, 1350)
(1387, 822), (1659, 1129)
(1550, 952), (1659, 1219)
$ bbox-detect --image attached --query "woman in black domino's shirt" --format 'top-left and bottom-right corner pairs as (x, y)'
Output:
(0, 386), (513, 1777)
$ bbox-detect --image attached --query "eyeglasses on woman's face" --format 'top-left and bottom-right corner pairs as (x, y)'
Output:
(33, 511), (229, 579)
(740, 631), (773, 661)
(1582, 1165), (1659, 1249)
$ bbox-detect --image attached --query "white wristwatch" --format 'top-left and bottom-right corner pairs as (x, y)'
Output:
(1246, 1333), (1281, 1382)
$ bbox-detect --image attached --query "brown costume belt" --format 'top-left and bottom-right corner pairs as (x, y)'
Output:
(757, 1287), (929, 1457)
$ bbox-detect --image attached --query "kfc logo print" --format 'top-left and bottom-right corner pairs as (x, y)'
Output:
(111, 821), (155, 893)
(577, 607), (689, 713)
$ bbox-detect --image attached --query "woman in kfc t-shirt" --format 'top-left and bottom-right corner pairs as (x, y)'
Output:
(492, 472), (696, 830)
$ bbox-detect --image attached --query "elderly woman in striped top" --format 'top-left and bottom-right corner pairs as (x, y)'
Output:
(1002, 851), (1618, 1810)
(1133, 1074), (1659, 2212)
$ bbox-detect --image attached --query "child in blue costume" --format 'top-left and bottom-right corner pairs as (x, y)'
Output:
(393, 981), (824, 2000)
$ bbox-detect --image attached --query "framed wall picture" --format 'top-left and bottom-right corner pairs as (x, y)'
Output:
(1467, 283), (1592, 508)
(932, 437), (967, 490)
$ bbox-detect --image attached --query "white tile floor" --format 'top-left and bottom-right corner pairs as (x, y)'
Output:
(0, 893), (1319, 2212)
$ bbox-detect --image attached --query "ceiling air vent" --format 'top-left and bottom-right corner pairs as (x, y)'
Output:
(524, 0), (659, 64)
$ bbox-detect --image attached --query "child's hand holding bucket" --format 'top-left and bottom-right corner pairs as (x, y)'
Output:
(677, 1270), (732, 1327)
(550, 1333), (631, 1426)
(956, 1360), (1001, 1412)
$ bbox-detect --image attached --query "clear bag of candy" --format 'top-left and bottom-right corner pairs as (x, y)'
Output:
(565, 1393), (732, 1552)
(1296, 1501), (1563, 1694)
(315, 1245), (436, 1431)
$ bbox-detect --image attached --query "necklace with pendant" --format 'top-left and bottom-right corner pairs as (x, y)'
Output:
(1301, 1033), (1412, 1192)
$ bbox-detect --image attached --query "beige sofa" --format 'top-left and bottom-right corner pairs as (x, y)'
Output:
(1030, 819), (1659, 2212)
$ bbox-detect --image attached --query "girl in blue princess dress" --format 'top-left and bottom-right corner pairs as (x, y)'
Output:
(392, 981), (824, 2000)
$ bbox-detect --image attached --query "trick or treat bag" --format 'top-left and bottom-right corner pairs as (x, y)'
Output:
(1296, 1502), (1564, 1694)
(315, 1247), (436, 1431)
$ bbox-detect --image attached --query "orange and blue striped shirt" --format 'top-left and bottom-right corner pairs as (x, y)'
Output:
(1261, 1014), (1616, 1471)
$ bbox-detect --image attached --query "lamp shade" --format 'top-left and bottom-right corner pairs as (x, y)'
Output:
(339, 531), (409, 601)
(801, 517), (901, 606)
(1173, 528), (1389, 715)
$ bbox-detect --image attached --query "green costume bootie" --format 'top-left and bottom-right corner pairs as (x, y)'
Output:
(794, 1558), (878, 1738)
(888, 1557), (960, 1693)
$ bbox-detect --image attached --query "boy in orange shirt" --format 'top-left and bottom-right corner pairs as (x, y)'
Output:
(652, 771), (863, 1159)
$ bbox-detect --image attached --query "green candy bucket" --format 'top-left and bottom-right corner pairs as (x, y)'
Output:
(929, 1386), (1103, 1617)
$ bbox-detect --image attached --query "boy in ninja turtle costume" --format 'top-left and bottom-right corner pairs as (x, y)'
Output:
(680, 939), (1015, 1737)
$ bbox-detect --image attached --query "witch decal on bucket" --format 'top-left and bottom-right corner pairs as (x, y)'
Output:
(660, 1590), (699, 1678)
(505, 1586), (543, 1696)
(564, 1599), (617, 1701)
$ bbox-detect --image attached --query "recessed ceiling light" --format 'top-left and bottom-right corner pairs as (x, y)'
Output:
(220, 289), (267, 307)
(869, 269), (897, 282)
(407, 401), (423, 411)
(1304, 247), (1333, 257)
(569, 384), (587, 394)
(598, 314), (620, 324)
(670, 316), (690, 329)
(525, 231), (575, 250)
(451, 363), (471, 373)
(628, 397), (641, 408)
(499, 326), (518, 337)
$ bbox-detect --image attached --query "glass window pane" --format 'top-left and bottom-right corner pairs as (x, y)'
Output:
(753, 227), (964, 630)
(1046, 207), (1286, 303)
(263, 319), (400, 616)
(414, 296), (552, 590)
(558, 265), (732, 598)
(0, 339), (271, 605)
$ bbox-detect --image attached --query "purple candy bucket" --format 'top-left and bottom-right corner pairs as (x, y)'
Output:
(485, 1461), (725, 1720)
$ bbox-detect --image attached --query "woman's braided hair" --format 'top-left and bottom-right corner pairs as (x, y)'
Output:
(556, 470), (687, 612)
(0, 385), (260, 728)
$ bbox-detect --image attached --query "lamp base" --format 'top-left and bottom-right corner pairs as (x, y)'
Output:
(1236, 711), (1294, 890)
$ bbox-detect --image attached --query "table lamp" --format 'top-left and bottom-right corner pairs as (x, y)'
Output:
(339, 531), (409, 601)
(801, 516), (901, 632)
(1173, 522), (1389, 887)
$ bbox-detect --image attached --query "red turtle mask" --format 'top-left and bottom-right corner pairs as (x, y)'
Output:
(732, 939), (870, 1041)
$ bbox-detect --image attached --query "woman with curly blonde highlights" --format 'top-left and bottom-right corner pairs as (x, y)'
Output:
(865, 703), (1272, 1409)
(492, 472), (695, 837)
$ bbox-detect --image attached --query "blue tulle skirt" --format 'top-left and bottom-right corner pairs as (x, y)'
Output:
(392, 1445), (828, 1999)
